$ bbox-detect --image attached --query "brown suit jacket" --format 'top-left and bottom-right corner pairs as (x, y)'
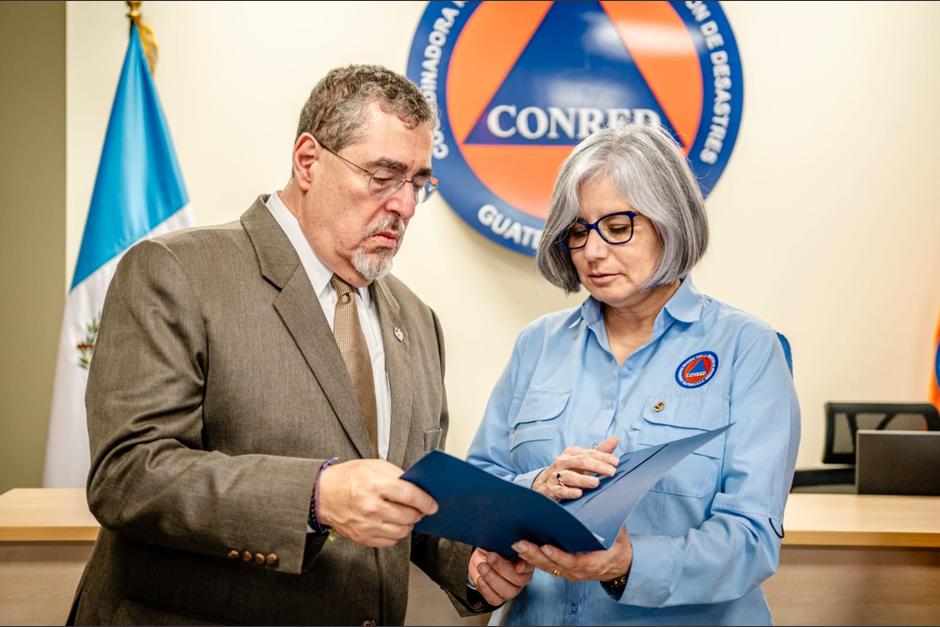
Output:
(70, 197), (476, 625)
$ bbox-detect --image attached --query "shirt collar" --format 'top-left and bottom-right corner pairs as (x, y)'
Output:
(663, 277), (706, 323)
(576, 296), (603, 328)
(264, 192), (370, 303)
(573, 276), (706, 329)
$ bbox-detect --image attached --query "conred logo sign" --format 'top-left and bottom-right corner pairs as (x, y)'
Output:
(407, 1), (743, 256)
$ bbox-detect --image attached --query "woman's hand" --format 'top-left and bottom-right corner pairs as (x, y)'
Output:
(531, 435), (619, 501)
(512, 527), (633, 583)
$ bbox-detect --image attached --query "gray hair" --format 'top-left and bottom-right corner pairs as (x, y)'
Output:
(294, 64), (437, 152)
(536, 124), (708, 293)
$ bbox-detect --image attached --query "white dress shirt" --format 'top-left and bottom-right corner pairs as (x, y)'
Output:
(266, 192), (391, 460)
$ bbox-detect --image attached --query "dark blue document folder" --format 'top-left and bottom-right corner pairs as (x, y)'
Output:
(400, 425), (730, 557)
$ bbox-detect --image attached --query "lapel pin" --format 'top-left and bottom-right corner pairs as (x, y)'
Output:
(394, 327), (404, 342)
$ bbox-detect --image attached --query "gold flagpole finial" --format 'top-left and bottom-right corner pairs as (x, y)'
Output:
(125, 1), (159, 75)
(126, 1), (142, 22)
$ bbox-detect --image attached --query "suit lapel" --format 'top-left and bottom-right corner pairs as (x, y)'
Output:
(242, 198), (374, 459)
(373, 280), (414, 468)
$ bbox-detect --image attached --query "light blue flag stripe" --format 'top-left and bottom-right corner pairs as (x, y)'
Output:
(71, 23), (188, 290)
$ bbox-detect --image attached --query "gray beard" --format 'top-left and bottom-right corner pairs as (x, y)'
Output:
(354, 215), (404, 281)
(353, 247), (394, 281)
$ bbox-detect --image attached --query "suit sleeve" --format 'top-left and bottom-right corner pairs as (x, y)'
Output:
(85, 239), (325, 576)
(408, 308), (488, 616)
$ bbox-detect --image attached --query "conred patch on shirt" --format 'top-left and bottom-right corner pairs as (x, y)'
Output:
(675, 351), (719, 388)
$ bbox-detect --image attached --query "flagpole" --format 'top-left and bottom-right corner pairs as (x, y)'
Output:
(125, 1), (158, 74)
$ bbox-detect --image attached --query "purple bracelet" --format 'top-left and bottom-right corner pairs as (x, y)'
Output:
(310, 457), (339, 534)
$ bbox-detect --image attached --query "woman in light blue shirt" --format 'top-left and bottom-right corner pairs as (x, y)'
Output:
(466, 124), (800, 625)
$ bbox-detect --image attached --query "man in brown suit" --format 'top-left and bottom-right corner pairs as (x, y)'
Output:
(70, 65), (531, 625)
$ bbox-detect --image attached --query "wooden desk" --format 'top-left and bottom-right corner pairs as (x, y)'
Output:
(0, 488), (98, 542)
(1, 489), (938, 625)
(0, 488), (483, 626)
(763, 493), (940, 625)
(781, 493), (939, 548)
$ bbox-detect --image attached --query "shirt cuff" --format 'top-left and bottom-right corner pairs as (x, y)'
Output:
(618, 534), (679, 606)
(513, 467), (545, 489)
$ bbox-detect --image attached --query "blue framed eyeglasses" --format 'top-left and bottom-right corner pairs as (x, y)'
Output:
(558, 211), (638, 250)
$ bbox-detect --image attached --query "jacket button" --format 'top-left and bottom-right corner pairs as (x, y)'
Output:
(653, 401), (666, 412)
(361, 620), (376, 627)
(227, 549), (239, 560)
(254, 553), (265, 565)
(265, 553), (279, 567)
(241, 550), (253, 562)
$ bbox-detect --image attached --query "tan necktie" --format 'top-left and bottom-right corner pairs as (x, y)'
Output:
(330, 274), (378, 456)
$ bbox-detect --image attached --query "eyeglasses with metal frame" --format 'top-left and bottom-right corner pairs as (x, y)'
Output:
(558, 211), (639, 250)
(319, 142), (440, 204)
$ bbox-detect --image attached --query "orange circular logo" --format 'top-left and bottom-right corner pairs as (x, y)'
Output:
(408, 1), (743, 255)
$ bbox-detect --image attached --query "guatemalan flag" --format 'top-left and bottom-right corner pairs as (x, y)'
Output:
(42, 23), (194, 487)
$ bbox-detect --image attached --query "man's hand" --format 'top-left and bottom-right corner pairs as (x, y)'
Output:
(469, 548), (533, 607)
(531, 436), (619, 501)
(317, 459), (437, 547)
(512, 527), (632, 582)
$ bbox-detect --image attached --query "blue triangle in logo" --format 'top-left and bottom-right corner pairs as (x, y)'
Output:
(465, 1), (679, 147)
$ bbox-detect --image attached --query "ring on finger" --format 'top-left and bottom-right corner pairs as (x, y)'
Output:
(555, 471), (565, 487)
(551, 569), (560, 577)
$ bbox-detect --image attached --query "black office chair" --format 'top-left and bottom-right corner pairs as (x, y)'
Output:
(791, 402), (940, 491)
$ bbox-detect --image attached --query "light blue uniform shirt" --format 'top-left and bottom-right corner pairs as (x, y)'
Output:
(467, 278), (800, 626)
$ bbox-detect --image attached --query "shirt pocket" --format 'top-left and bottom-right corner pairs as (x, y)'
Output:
(508, 389), (569, 471)
(635, 394), (727, 498)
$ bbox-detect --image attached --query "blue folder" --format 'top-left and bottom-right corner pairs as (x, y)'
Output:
(400, 424), (731, 557)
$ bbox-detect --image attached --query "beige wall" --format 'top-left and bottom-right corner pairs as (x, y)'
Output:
(0, 2), (66, 493)
(13, 0), (937, 485)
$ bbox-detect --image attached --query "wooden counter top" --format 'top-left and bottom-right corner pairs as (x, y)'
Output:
(1, 489), (937, 547)
(781, 493), (939, 548)
(0, 488), (98, 541)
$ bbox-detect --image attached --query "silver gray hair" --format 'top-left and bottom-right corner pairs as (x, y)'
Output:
(536, 124), (708, 293)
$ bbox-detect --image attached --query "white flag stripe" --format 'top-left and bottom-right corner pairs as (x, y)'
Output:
(43, 207), (196, 487)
